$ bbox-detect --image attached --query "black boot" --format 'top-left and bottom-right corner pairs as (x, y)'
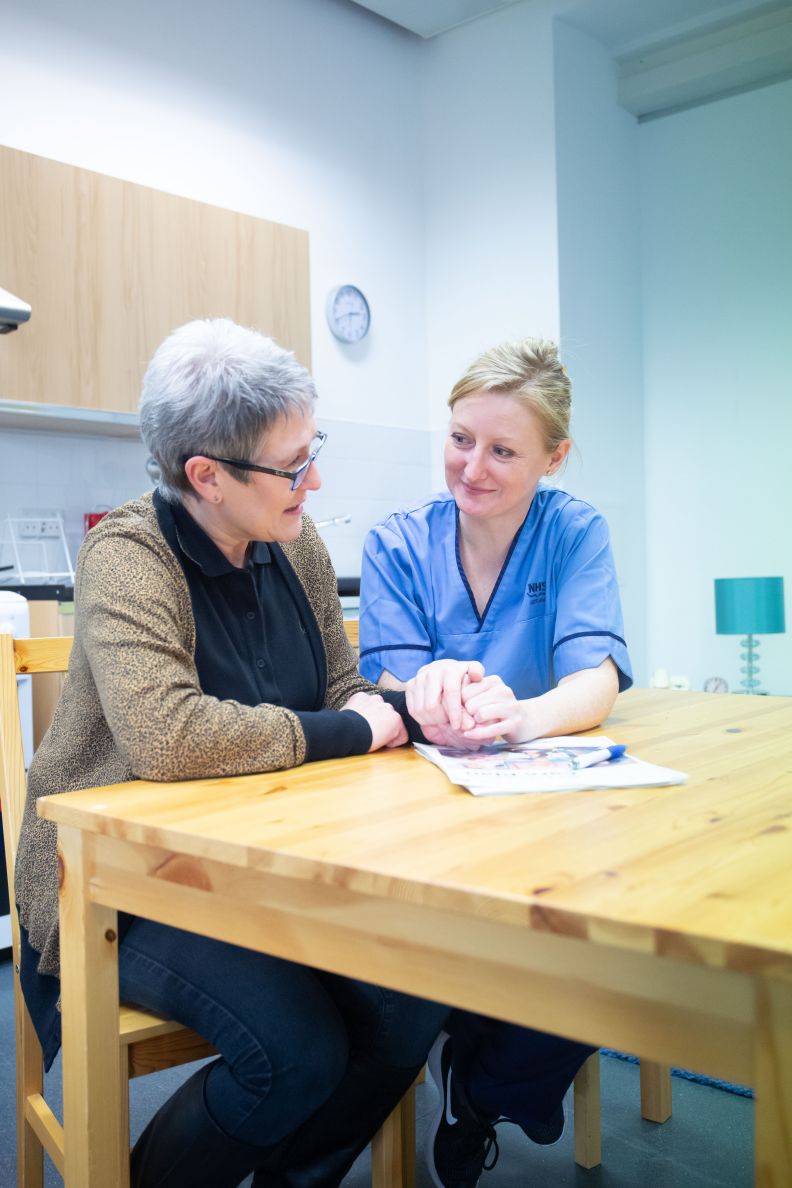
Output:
(131, 1061), (270, 1188)
(251, 1055), (422, 1188)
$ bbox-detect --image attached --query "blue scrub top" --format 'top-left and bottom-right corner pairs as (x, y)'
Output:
(359, 488), (632, 698)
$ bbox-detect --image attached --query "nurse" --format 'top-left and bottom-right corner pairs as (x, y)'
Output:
(359, 338), (633, 1188)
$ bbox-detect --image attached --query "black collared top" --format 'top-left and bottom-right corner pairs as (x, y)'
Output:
(155, 491), (372, 761)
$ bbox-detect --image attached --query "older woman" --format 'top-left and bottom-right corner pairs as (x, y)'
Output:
(15, 319), (447, 1188)
(359, 339), (633, 1188)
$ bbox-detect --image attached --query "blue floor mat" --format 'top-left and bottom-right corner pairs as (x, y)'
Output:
(601, 1049), (753, 1098)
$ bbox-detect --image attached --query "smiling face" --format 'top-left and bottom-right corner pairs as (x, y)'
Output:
(185, 409), (322, 564)
(444, 392), (570, 528)
(219, 410), (322, 545)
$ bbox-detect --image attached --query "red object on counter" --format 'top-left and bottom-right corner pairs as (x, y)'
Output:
(84, 511), (109, 534)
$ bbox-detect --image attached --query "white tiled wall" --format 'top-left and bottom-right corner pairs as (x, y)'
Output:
(0, 429), (151, 580)
(312, 419), (433, 576)
(0, 418), (433, 583)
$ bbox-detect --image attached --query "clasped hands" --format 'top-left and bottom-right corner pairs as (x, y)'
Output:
(405, 659), (524, 749)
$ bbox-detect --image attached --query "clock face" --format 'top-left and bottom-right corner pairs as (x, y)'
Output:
(326, 285), (370, 343)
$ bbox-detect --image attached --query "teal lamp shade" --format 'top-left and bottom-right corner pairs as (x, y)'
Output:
(715, 577), (785, 635)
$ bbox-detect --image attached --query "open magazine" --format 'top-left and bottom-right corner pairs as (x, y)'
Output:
(414, 734), (687, 796)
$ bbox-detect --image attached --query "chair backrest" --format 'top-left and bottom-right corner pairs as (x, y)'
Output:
(343, 618), (359, 653)
(0, 634), (72, 958)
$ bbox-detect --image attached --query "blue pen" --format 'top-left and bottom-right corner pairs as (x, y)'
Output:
(569, 744), (626, 770)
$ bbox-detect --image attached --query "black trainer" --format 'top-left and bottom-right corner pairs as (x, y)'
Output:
(426, 1033), (500, 1188)
(524, 1102), (565, 1146)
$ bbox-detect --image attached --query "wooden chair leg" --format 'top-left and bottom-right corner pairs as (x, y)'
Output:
(399, 1082), (417, 1188)
(16, 987), (45, 1188)
(121, 1050), (131, 1155)
(573, 1052), (602, 1170)
(640, 1060), (672, 1123)
(371, 1097), (403, 1188)
(371, 1081), (416, 1188)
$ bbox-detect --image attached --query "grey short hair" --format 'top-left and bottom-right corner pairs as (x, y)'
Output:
(139, 318), (317, 503)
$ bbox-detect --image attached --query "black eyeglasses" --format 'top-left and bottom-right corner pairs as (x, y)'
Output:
(185, 431), (327, 491)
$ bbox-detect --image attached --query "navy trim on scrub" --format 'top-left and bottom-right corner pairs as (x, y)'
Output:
(454, 505), (528, 630)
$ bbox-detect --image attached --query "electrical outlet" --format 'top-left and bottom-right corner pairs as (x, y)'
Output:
(17, 518), (61, 540)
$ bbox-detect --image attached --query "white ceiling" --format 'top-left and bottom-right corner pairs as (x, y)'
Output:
(347, 0), (521, 40)
(559, 0), (788, 54)
(348, 0), (789, 52)
(347, 0), (792, 117)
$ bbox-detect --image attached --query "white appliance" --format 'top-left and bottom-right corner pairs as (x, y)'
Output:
(0, 591), (32, 952)
(0, 284), (32, 333)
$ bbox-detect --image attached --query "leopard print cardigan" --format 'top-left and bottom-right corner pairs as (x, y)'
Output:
(15, 492), (371, 980)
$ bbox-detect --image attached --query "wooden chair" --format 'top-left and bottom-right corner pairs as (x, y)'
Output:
(341, 618), (672, 1172)
(0, 633), (413, 1188)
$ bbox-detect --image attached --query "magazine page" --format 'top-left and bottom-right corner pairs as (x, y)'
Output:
(414, 735), (687, 797)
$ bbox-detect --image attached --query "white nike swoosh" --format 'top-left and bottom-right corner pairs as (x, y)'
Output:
(445, 1064), (458, 1126)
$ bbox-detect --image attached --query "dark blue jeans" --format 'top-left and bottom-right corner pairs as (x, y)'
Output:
(448, 1010), (595, 1131)
(119, 918), (448, 1145)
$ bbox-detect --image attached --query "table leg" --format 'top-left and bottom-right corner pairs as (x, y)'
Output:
(58, 825), (128, 1187)
(573, 1052), (601, 1169)
(640, 1061), (672, 1123)
(755, 977), (792, 1187)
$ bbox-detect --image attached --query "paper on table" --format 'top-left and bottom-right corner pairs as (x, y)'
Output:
(414, 735), (687, 796)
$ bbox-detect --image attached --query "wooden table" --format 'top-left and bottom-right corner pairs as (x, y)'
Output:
(38, 689), (792, 1186)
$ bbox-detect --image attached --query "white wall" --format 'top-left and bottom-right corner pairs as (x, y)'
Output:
(3, 0), (570, 572)
(421, 0), (563, 481)
(554, 19), (647, 682)
(2, 0), (430, 428)
(0, 430), (148, 580)
(0, 418), (430, 578)
(640, 78), (792, 694)
(0, 0), (433, 574)
(5, 0), (788, 694)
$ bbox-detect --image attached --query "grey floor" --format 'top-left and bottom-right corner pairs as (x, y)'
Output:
(0, 950), (753, 1187)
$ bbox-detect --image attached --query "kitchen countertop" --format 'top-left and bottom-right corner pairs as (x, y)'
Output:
(336, 576), (360, 597)
(0, 583), (75, 601)
(0, 577), (361, 602)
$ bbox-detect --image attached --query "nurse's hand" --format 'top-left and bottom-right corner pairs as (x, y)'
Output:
(421, 723), (482, 751)
(343, 692), (409, 751)
(406, 660), (485, 730)
(460, 675), (525, 743)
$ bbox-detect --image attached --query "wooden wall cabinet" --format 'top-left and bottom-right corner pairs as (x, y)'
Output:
(0, 146), (311, 414)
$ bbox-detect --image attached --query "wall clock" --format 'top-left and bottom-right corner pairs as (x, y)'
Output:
(326, 285), (370, 343)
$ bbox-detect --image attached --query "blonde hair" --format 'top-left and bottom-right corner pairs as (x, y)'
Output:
(448, 339), (571, 451)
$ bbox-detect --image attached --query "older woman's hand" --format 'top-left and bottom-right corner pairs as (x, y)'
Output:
(406, 659), (485, 731)
(459, 675), (525, 744)
(343, 692), (409, 751)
